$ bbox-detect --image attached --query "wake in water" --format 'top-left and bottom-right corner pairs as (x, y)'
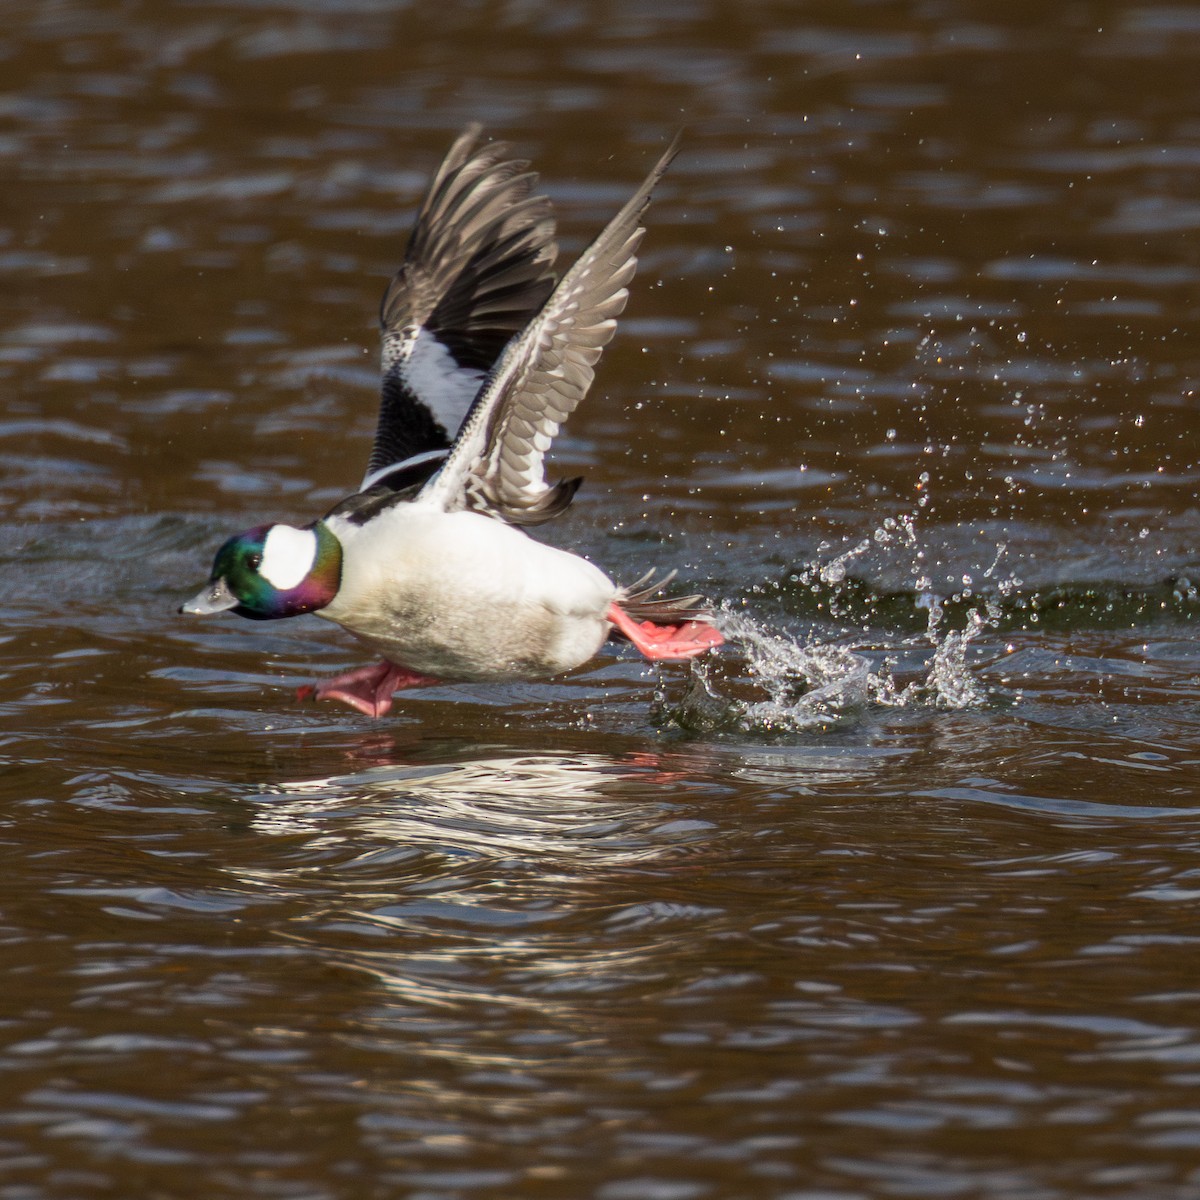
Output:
(665, 603), (996, 735)
(656, 459), (1200, 736)
(663, 496), (1006, 735)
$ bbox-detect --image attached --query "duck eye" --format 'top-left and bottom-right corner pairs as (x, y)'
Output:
(248, 553), (263, 570)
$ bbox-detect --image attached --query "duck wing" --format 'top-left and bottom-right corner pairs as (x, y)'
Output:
(362, 125), (559, 492)
(416, 135), (679, 524)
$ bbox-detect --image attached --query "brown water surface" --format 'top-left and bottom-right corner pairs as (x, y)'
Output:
(4, 2), (1200, 1197)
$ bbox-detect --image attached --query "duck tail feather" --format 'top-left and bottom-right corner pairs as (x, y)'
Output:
(616, 568), (713, 625)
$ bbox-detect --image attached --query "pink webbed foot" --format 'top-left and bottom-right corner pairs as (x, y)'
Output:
(606, 603), (725, 662)
(297, 659), (440, 717)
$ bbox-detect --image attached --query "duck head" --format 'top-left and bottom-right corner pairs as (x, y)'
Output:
(181, 521), (342, 620)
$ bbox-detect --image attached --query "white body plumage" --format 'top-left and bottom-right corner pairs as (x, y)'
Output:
(320, 507), (617, 680)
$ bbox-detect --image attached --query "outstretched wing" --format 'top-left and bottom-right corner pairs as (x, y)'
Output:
(416, 135), (679, 524)
(362, 125), (559, 491)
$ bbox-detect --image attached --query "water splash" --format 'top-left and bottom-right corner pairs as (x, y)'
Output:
(801, 510), (920, 606)
(679, 602), (993, 735)
(716, 612), (874, 731)
(669, 491), (1005, 735)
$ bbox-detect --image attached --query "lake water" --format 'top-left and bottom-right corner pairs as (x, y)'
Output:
(5, 2), (1200, 1197)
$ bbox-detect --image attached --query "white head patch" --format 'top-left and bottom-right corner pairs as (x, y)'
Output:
(260, 525), (318, 591)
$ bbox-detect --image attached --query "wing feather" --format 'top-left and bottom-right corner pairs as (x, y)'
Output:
(418, 136), (680, 523)
(365, 125), (559, 486)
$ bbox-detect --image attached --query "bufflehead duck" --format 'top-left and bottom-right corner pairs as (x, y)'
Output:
(182, 126), (722, 716)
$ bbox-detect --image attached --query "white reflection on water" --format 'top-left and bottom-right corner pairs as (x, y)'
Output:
(247, 752), (712, 864)
(232, 752), (748, 1018)
(226, 742), (911, 1016)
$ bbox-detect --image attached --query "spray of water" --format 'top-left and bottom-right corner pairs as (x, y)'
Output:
(669, 483), (1008, 735)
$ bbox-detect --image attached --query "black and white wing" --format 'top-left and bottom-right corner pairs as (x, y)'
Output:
(416, 136), (679, 525)
(362, 125), (559, 492)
